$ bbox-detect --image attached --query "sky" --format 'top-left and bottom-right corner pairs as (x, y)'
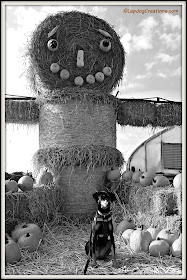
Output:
(3, 2), (184, 172)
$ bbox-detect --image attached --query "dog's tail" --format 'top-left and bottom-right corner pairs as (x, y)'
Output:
(83, 240), (92, 274)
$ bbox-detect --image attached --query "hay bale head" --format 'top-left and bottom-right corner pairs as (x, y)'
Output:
(27, 10), (125, 95)
(39, 100), (116, 149)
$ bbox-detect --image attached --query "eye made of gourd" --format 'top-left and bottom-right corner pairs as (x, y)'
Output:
(47, 39), (58, 51)
(100, 39), (111, 52)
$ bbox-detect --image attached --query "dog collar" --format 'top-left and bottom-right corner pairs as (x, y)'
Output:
(94, 210), (112, 222)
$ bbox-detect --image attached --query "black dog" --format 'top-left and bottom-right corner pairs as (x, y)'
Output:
(83, 191), (117, 274)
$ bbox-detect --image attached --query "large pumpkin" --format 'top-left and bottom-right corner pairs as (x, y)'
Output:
(171, 233), (182, 257)
(149, 237), (170, 257)
(156, 229), (179, 246)
(129, 225), (152, 252)
(5, 235), (21, 265)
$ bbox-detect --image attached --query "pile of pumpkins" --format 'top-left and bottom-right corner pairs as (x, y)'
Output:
(5, 223), (42, 265)
(116, 219), (182, 257)
(121, 169), (182, 188)
(5, 169), (54, 193)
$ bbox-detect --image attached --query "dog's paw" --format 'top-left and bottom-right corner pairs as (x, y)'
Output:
(91, 262), (98, 268)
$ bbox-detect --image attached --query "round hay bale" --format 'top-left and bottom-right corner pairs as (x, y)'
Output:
(55, 166), (106, 214)
(27, 10), (125, 96)
(39, 99), (116, 149)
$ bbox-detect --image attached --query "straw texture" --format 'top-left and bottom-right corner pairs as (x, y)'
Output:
(26, 10), (125, 96)
(39, 99), (116, 149)
(55, 166), (106, 213)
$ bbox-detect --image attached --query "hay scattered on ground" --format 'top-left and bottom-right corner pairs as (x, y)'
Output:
(5, 220), (182, 276)
(32, 145), (124, 175)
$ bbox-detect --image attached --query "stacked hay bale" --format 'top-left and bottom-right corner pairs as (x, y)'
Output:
(27, 11), (125, 214)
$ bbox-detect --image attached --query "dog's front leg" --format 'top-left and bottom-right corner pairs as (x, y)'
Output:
(109, 224), (117, 268)
(92, 232), (97, 267)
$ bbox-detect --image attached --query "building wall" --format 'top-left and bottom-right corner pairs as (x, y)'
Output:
(128, 127), (182, 174)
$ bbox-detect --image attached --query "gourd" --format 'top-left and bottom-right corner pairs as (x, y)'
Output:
(132, 170), (143, 183)
(5, 235), (21, 265)
(149, 237), (170, 257)
(122, 170), (133, 181)
(129, 225), (152, 252)
(146, 227), (162, 241)
(173, 173), (182, 190)
(76, 50), (84, 67)
(116, 219), (135, 236)
(17, 232), (41, 252)
(5, 180), (18, 192)
(139, 172), (156, 187)
(122, 228), (135, 244)
(171, 233), (182, 257)
(106, 169), (121, 181)
(18, 175), (33, 191)
(36, 169), (53, 186)
(152, 175), (170, 187)
(156, 229), (179, 246)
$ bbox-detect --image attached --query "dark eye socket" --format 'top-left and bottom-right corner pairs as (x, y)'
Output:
(47, 39), (58, 51)
(100, 39), (111, 52)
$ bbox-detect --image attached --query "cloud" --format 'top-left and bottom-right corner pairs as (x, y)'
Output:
(136, 72), (152, 80)
(157, 72), (167, 78)
(144, 61), (157, 71)
(159, 32), (181, 50)
(120, 33), (132, 54)
(139, 16), (159, 33)
(155, 53), (179, 63)
(131, 16), (159, 51)
(161, 14), (182, 30)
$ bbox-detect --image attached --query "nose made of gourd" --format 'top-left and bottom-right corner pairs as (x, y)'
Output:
(76, 49), (84, 68)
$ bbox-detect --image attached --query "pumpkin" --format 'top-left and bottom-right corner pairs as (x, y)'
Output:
(156, 229), (179, 246)
(122, 170), (133, 181)
(106, 169), (121, 181)
(152, 175), (170, 187)
(18, 175), (33, 191)
(132, 171), (143, 183)
(149, 237), (170, 257)
(11, 223), (42, 242)
(17, 232), (41, 252)
(171, 233), (182, 257)
(146, 227), (162, 241)
(129, 225), (152, 253)
(122, 228), (135, 244)
(140, 172), (156, 187)
(5, 180), (18, 193)
(115, 219), (135, 236)
(36, 169), (53, 186)
(173, 173), (182, 190)
(5, 235), (21, 265)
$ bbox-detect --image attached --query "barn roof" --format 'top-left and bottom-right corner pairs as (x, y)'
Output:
(128, 126), (181, 162)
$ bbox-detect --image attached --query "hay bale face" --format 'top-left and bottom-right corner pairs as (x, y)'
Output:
(28, 11), (125, 95)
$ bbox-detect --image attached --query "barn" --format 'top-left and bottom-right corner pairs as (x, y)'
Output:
(127, 126), (182, 179)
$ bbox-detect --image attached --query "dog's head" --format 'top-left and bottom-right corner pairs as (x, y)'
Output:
(93, 191), (116, 212)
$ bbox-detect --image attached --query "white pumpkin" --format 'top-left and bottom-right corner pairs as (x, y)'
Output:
(173, 173), (182, 190)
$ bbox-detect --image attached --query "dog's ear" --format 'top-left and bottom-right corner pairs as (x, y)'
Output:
(108, 192), (116, 202)
(93, 192), (99, 201)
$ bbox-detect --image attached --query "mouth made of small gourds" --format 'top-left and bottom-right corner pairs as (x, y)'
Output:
(49, 63), (112, 86)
